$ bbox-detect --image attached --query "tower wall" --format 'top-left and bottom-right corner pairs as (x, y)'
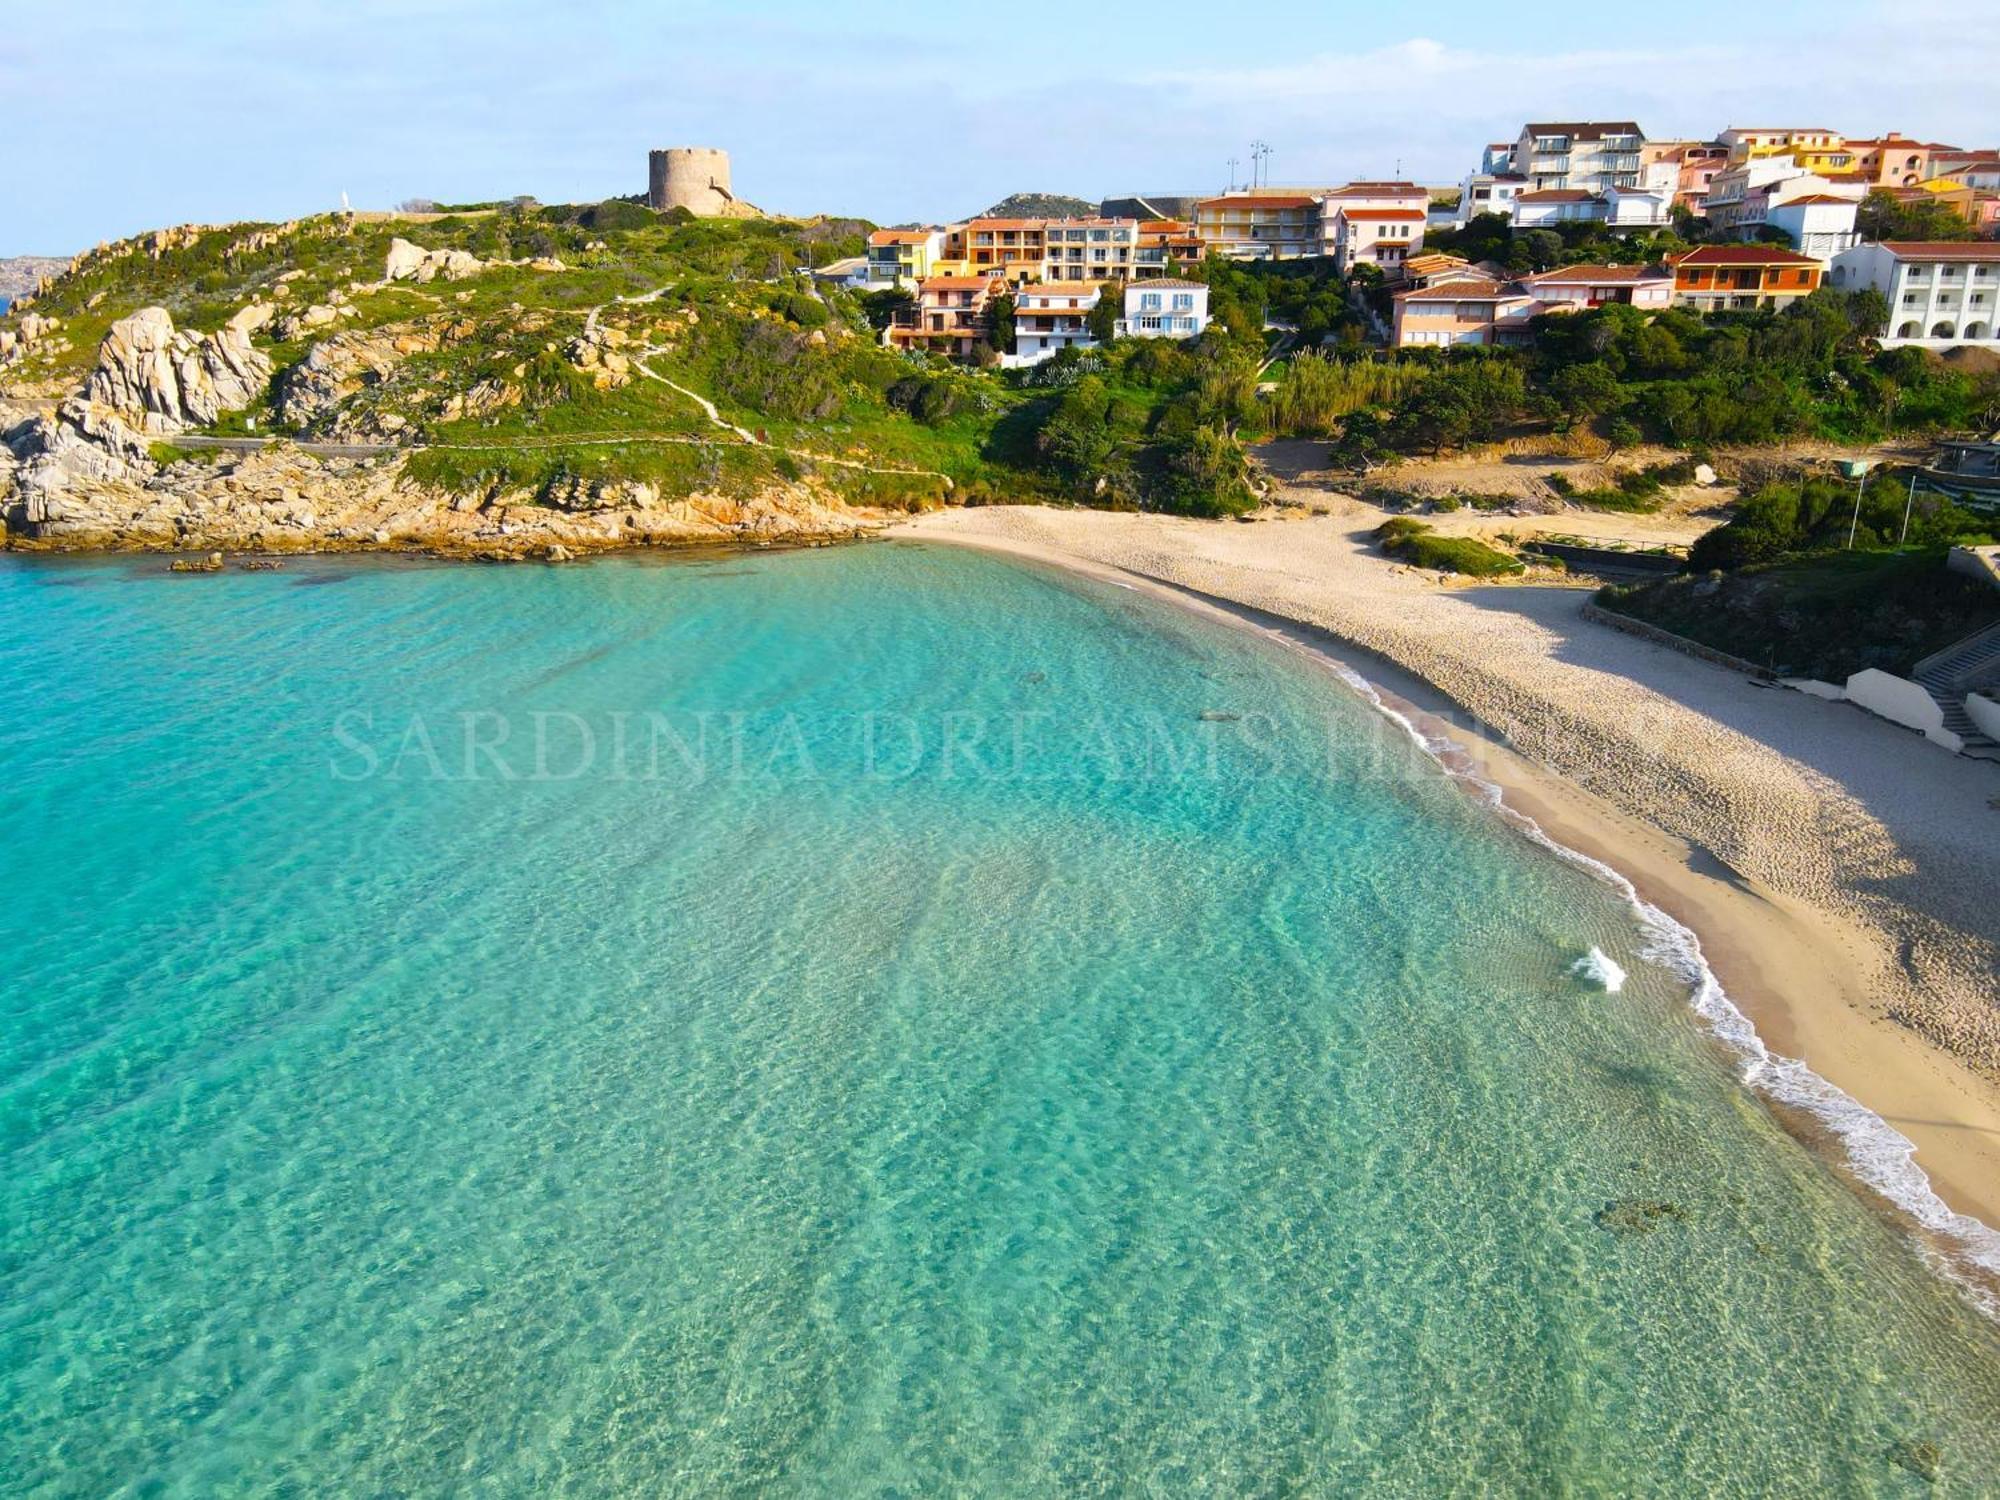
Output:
(647, 148), (734, 215)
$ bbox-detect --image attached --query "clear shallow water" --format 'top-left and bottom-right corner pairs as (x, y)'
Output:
(2, 544), (1998, 1496)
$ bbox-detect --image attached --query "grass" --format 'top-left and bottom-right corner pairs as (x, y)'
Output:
(1597, 547), (2000, 678)
(1374, 517), (1525, 577)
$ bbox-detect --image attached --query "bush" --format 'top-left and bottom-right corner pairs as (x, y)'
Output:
(1375, 519), (1525, 577)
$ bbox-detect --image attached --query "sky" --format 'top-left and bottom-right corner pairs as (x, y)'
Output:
(4, 0), (1994, 254)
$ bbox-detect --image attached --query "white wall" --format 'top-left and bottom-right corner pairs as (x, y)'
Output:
(1843, 668), (1964, 752)
(1967, 692), (2000, 742)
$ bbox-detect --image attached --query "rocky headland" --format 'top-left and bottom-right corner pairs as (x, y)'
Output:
(0, 217), (922, 560)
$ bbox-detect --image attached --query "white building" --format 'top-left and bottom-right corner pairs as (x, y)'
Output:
(1117, 279), (1210, 338)
(1011, 283), (1100, 364)
(1452, 170), (1526, 226)
(1513, 189), (1605, 227)
(1519, 264), (1676, 311)
(1827, 241), (2000, 347)
(1763, 194), (1861, 259)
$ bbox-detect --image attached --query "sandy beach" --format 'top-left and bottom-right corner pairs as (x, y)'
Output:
(893, 490), (2000, 1261)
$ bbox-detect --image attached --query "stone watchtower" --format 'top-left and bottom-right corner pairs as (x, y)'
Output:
(647, 148), (736, 216)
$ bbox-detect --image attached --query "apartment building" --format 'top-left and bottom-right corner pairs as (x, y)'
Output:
(886, 276), (1006, 359)
(1511, 122), (1647, 192)
(1134, 220), (1202, 277)
(1700, 156), (1864, 239)
(1391, 277), (1535, 347)
(1668, 245), (1824, 311)
(946, 219), (1048, 279)
(1012, 283), (1101, 363)
(1192, 191), (1325, 259)
(1828, 242), (2000, 347)
(1641, 140), (1729, 205)
(1717, 128), (1856, 174)
(866, 229), (944, 287)
(1040, 219), (1143, 283)
(1118, 280), (1211, 338)
(1844, 133), (1961, 187)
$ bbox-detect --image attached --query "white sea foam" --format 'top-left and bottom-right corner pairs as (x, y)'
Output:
(1317, 653), (2000, 1319)
(1571, 947), (1627, 992)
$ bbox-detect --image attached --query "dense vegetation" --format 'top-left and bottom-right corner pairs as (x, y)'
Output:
(1683, 476), (1996, 570)
(1323, 290), (2000, 467)
(1423, 210), (1705, 274)
(1598, 547), (1998, 678)
(1598, 476), (1998, 676)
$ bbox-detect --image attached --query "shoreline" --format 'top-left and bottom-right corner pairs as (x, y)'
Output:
(893, 514), (2000, 1305)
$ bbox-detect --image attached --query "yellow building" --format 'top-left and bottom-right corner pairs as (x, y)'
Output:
(1718, 128), (1856, 176)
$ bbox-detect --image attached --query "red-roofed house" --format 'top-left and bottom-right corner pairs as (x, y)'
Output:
(1668, 245), (1824, 310)
(1391, 280), (1536, 348)
(1329, 208), (1427, 277)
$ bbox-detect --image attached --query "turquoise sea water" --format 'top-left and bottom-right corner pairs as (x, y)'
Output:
(3, 543), (1998, 1495)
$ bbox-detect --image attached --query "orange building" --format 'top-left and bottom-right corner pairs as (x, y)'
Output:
(944, 219), (1048, 278)
(886, 276), (1007, 360)
(1668, 245), (1823, 311)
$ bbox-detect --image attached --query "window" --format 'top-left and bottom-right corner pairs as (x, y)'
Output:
(1140, 293), (1161, 311)
(1171, 293), (1193, 310)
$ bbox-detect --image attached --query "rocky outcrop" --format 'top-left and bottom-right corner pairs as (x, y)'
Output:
(0, 311), (62, 364)
(83, 305), (274, 433)
(1, 398), (156, 533)
(1, 414), (886, 554)
(565, 325), (632, 389)
(384, 238), (484, 284)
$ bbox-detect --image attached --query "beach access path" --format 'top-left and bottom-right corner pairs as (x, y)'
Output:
(892, 495), (2000, 1241)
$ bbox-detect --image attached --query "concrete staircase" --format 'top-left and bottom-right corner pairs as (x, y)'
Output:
(1915, 622), (2000, 761)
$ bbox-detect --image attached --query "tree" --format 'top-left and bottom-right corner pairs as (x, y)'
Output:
(1857, 189), (1975, 243)
(1549, 361), (1623, 425)
(396, 198), (439, 214)
(1087, 283), (1123, 342)
(1517, 230), (1564, 272)
(860, 287), (914, 334)
(985, 293), (1016, 354)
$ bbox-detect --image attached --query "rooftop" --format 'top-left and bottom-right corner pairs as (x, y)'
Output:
(1339, 208), (1427, 221)
(1131, 278), (1209, 290)
(1525, 263), (1669, 284)
(1325, 181), (1425, 197)
(1523, 121), (1644, 140)
(1877, 241), (2000, 261)
(1516, 189), (1599, 203)
(1197, 194), (1319, 210)
(1672, 245), (1821, 267)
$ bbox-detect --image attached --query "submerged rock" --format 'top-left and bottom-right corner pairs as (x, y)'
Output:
(1593, 1198), (1688, 1236)
(1887, 1437), (1941, 1483)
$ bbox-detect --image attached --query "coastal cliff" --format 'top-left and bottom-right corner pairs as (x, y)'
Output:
(0, 211), (950, 557)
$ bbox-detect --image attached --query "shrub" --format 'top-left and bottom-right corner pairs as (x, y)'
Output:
(1374, 518), (1525, 576)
